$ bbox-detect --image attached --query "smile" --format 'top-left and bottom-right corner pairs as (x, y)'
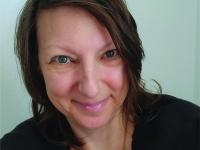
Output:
(72, 98), (109, 113)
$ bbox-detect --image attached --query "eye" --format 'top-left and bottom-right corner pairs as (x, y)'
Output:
(51, 55), (72, 64)
(103, 49), (119, 59)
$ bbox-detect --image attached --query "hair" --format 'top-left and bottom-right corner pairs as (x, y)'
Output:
(15, 0), (161, 149)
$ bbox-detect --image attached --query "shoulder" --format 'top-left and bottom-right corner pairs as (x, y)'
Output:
(158, 94), (200, 119)
(156, 95), (200, 128)
(0, 118), (65, 150)
(139, 94), (200, 127)
(159, 94), (200, 111)
(157, 95), (200, 133)
(133, 95), (200, 150)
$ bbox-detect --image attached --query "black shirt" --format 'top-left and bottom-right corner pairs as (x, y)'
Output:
(1, 95), (200, 150)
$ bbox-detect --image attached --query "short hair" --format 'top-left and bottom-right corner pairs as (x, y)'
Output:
(15, 0), (160, 148)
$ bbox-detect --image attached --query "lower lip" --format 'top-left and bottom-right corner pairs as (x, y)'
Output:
(73, 98), (109, 113)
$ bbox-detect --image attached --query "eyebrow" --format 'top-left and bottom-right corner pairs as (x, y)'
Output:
(44, 41), (115, 54)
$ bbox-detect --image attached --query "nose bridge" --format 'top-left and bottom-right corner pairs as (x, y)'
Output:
(78, 59), (99, 98)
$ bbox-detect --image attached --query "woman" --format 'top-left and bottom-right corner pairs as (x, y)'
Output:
(1, 0), (200, 150)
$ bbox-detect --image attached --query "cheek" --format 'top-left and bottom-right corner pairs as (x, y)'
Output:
(103, 65), (128, 93)
(42, 72), (75, 99)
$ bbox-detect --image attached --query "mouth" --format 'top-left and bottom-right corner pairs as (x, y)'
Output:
(72, 98), (109, 113)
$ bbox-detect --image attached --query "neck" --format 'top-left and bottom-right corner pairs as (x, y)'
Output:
(71, 114), (134, 150)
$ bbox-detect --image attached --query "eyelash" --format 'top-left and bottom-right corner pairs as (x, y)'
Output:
(103, 49), (119, 59)
(50, 55), (74, 64)
(50, 49), (119, 64)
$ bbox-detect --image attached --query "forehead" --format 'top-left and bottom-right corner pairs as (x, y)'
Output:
(36, 6), (113, 52)
(36, 6), (108, 36)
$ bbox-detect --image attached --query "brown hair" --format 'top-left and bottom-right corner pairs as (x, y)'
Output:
(15, 0), (160, 148)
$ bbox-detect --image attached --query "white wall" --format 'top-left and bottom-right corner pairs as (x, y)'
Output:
(127, 0), (200, 104)
(195, 0), (200, 101)
(0, 0), (200, 138)
(0, 0), (31, 138)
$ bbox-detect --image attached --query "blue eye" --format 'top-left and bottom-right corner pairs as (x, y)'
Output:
(104, 49), (119, 59)
(52, 55), (71, 64)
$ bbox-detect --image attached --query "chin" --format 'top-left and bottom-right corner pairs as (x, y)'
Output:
(79, 115), (111, 129)
(67, 109), (118, 130)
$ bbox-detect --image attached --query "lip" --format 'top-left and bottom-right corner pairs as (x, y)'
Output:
(72, 98), (109, 112)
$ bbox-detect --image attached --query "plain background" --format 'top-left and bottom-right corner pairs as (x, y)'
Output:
(0, 0), (200, 138)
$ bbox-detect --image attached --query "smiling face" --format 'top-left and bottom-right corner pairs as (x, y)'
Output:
(37, 6), (128, 131)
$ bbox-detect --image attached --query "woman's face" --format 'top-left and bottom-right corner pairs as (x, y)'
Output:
(37, 6), (128, 130)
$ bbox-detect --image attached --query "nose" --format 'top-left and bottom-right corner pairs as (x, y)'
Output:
(78, 64), (99, 98)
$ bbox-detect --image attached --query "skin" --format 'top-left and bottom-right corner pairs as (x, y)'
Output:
(37, 6), (133, 150)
